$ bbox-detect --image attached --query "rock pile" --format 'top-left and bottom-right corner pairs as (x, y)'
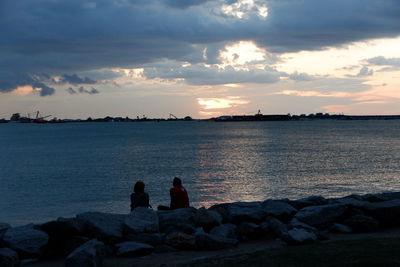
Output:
(2, 192), (400, 266)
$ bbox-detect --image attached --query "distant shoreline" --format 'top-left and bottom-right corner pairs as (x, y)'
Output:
(3, 113), (400, 123)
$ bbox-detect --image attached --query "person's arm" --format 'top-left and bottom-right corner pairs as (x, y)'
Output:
(130, 194), (135, 210)
(170, 188), (176, 209)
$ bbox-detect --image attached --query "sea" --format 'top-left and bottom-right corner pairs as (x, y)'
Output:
(1, 120), (400, 226)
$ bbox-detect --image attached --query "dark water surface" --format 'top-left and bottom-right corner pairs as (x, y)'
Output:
(1, 120), (400, 225)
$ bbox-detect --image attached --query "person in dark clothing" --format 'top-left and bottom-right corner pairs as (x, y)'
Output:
(130, 181), (150, 211)
(169, 177), (189, 209)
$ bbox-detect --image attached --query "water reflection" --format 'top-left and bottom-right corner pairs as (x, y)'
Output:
(192, 124), (274, 207)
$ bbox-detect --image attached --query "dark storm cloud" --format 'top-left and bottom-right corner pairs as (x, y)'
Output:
(67, 86), (99, 95)
(58, 74), (97, 85)
(1, 0), (400, 94)
(0, 72), (56, 96)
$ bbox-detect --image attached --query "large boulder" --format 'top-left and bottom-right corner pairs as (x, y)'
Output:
(210, 202), (265, 224)
(265, 217), (288, 239)
(364, 199), (400, 227)
(65, 239), (106, 267)
(283, 228), (318, 245)
(3, 224), (49, 258)
(157, 208), (197, 234)
(344, 215), (379, 233)
(194, 208), (222, 232)
(329, 223), (352, 234)
(0, 248), (19, 267)
(76, 212), (126, 243)
(262, 200), (297, 222)
(332, 197), (368, 209)
(115, 241), (154, 257)
(125, 233), (164, 246)
(195, 233), (238, 250)
(289, 196), (328, 210)
(209, 224), (237, 239)
(124, 207), (159, 234)
(39, 217), (85, 258)
(288, 218), (317, 232)
(164, 232), (196, 250)
(294, 203), (348, 228)
(237, 222), (262, 240)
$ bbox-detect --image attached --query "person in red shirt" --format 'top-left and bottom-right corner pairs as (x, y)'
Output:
(170, 177), (189, 209)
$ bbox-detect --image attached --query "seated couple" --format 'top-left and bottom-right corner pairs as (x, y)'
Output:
(130, 177), (189, 211)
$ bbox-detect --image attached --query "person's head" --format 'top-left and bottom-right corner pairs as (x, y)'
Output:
(134, 181), (145, 194)
(173, 177), (182, 187)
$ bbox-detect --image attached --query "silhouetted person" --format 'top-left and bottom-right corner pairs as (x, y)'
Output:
(170, 177), (189, 209)
(130, 181), (150, 211)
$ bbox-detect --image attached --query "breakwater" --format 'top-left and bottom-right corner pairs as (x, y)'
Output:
(1, 191), (400, 266)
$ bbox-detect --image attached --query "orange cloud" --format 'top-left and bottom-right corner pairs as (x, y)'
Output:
(12, 85), (41, 96)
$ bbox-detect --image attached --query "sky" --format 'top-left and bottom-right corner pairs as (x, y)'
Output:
(1, 0), (400, 119)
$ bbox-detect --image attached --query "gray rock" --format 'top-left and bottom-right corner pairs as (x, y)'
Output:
(360, 193), (388, 202)
(262, 200), (297, 222)
(194, 227), (206, 236)
(3, 224), (49, 258)
(332, 197), (368, 209)
(210, 202), (265, 224)
(283, 228), (318, 245)
(65, 239), (106, 267)
(265, 217), (288, 238)
(294, 203), (348, 228)
(344, 215), (379, 233)
(365, 199), (400, 227)
(376, 192), (400, 201)
(289, 196), (328, 209)
(157, 208), (197, 234)
(115, 241), (154, 257)
(164, 232), (196, 250)
(288, 218), (317, 232)
(0, 248), (19, 267)
(329, 223), (352, 234)
(237, 222), (262, 240)
(209, 224), (237, 239)
(124, 207), (159, 234)
(195, 233), (238, 250)
(76, 212), (126, 243)
(125, 233), (164, 246)
(194, 208), (222, 231)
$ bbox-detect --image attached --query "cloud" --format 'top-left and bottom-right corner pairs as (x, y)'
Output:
(67, 86), (99, 95)
(0, 73), (55, 96)
(356, 66), (373, 77)
(58, 74), (97, 85)
(274, 90), (353, 98)
(367, 56), (400, 66)
(288, 71), (314, 81)
(1, 0), (400, 95)
(144, 63), (281, 85)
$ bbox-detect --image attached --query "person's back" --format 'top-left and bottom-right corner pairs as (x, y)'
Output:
(130, 181), (150, 211)
(170, 177), (189, 209)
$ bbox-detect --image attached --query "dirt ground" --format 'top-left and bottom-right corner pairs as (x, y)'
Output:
(30, 228), (400, 267)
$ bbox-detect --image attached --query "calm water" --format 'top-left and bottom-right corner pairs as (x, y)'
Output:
(1, 120), (400, 226)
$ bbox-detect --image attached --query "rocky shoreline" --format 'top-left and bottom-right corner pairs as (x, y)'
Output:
(1, 191), (400, 266)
